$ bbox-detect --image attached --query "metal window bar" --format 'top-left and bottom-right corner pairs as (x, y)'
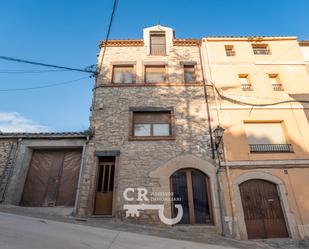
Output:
(249, 144), (293, 153)
(226, 50), (235, 56)
(272, 84), (284, 91)
(241, 84), (253, 91)
(253, 48), (271, 55)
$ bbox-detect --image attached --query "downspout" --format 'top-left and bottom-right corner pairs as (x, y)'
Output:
(73, 135), (90, 216)
(203, 38), (236, 237)
(198, 41), (226, 236)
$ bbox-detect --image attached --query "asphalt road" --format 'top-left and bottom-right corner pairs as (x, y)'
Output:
(0, 212), (238, 249)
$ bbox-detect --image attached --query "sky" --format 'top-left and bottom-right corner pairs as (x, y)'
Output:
(0, 0), (309, 132)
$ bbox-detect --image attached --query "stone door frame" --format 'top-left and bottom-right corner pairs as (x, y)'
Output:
(233, 171), (298, 239)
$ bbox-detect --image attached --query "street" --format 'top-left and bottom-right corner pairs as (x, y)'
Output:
(0, 212), (237, 249)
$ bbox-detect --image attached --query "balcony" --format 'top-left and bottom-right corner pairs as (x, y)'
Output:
(249, 144), (293, 153)
(241, 84), (253, 91)
(253, 49), (271, 55)
(272, 84), (284, 91)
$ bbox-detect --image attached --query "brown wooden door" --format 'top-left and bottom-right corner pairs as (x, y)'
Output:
(239, 179), (289, 239)
(94, 161), (115, 215)
(21, 149), (81, 207)
(171, 169), (213, 224)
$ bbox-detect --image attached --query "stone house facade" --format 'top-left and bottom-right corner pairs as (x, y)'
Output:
(77, 25), (223, 232)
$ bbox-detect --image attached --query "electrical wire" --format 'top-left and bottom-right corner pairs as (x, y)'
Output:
(0, 76), (90, 92)
(0, 69), (70, 74)
(208, 79), (309, 106)
(98, 0), (119, 73)
(0, 56), (97, 75)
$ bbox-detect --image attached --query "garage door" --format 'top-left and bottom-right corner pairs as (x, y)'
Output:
(21, 149), (82, 207)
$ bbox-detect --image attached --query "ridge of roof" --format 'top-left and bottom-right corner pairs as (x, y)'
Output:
(0, 132), (87, 139)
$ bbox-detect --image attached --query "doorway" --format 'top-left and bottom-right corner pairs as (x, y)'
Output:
(21, 149), (82, 207)
(239, 179), (289, 239)
(170, 168), (213, 224)
(94, 156), (115, 215)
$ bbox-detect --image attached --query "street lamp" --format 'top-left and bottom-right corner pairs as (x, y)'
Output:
(214, 125), (225, 149)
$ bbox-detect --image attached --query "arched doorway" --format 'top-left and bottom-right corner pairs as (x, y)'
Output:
(170, 168), (213, 225)
(239, 179), (289, 239)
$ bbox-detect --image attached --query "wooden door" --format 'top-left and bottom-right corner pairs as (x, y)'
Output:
(239, 179), (289, 239)
(21, 149), (81, 207)
(94, 161), (115, 215)
(171, 169), (213, 224)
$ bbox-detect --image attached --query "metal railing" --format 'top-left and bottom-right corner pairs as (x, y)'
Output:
(226, 50), (235, 56)
(253, 49), (271, 55)
(272, 84), (284, 91)
(249, 144), (293, 153)
(241, 84), (253, 91)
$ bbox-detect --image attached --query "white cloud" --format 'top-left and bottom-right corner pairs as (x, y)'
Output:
(0, 112), (51, 133)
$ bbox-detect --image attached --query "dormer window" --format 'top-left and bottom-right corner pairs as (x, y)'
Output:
(150, 31), (166, 55)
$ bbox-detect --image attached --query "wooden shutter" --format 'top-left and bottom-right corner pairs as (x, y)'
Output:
(150, 32), (166, 55)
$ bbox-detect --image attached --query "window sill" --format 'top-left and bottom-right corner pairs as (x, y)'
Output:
(128, 136), (176, 141)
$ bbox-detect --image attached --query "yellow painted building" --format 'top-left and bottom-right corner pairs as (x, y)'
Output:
(201, 36), (309, 239)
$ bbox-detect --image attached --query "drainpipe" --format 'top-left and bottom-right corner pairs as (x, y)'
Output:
(73, 135), (90, 216)
(198, 41), (227, 236)
(203, 38), (236, 237)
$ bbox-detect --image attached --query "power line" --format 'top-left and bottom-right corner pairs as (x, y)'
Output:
(0, 76), (90, 92)
(0, 69), (70, 74)
(98, 0), (120, 73)
(208, 79), (309, 107)
(0, 56), (97, 75)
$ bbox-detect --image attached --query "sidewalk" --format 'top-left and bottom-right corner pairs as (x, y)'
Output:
(0, 204), (307, 249)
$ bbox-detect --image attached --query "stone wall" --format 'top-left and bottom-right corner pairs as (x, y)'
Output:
(0, 138), (18, 201)
(78, 28), (215, 223)
(79, 85), (214, 222)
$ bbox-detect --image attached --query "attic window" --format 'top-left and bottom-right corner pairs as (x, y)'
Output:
(150, 32), (166, 55)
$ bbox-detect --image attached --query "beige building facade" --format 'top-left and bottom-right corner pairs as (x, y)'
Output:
(202, 36), (309, 239)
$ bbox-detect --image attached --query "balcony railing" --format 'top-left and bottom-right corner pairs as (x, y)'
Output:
(241, 84), (253, 91)
(253, 49), (271, 55)
(226, 50), (235, 56)
(272, 84), (284, 91)
(249, 144), (293, 153)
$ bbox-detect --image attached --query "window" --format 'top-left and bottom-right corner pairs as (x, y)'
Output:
(239, 74), (253, 91)
(268, 74), (284, 91)
(225, 45), (235, 56)
(183, 65), (195, 83)
(252, 44), (270, 55)
(150, 32), (166, 55)
(112, 65), (134, 83)
(244, 122), (292, 153)
(145, 66), (166, 83)
(131, 110), (174, 139)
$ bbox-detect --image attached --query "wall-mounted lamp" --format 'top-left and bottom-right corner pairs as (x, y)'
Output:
(214, 125), (225, 149)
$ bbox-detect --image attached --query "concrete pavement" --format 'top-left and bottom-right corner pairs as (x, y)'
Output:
(0, 212), (238, 249)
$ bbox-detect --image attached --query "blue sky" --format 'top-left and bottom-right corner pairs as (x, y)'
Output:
(0, 0), (308, 132)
